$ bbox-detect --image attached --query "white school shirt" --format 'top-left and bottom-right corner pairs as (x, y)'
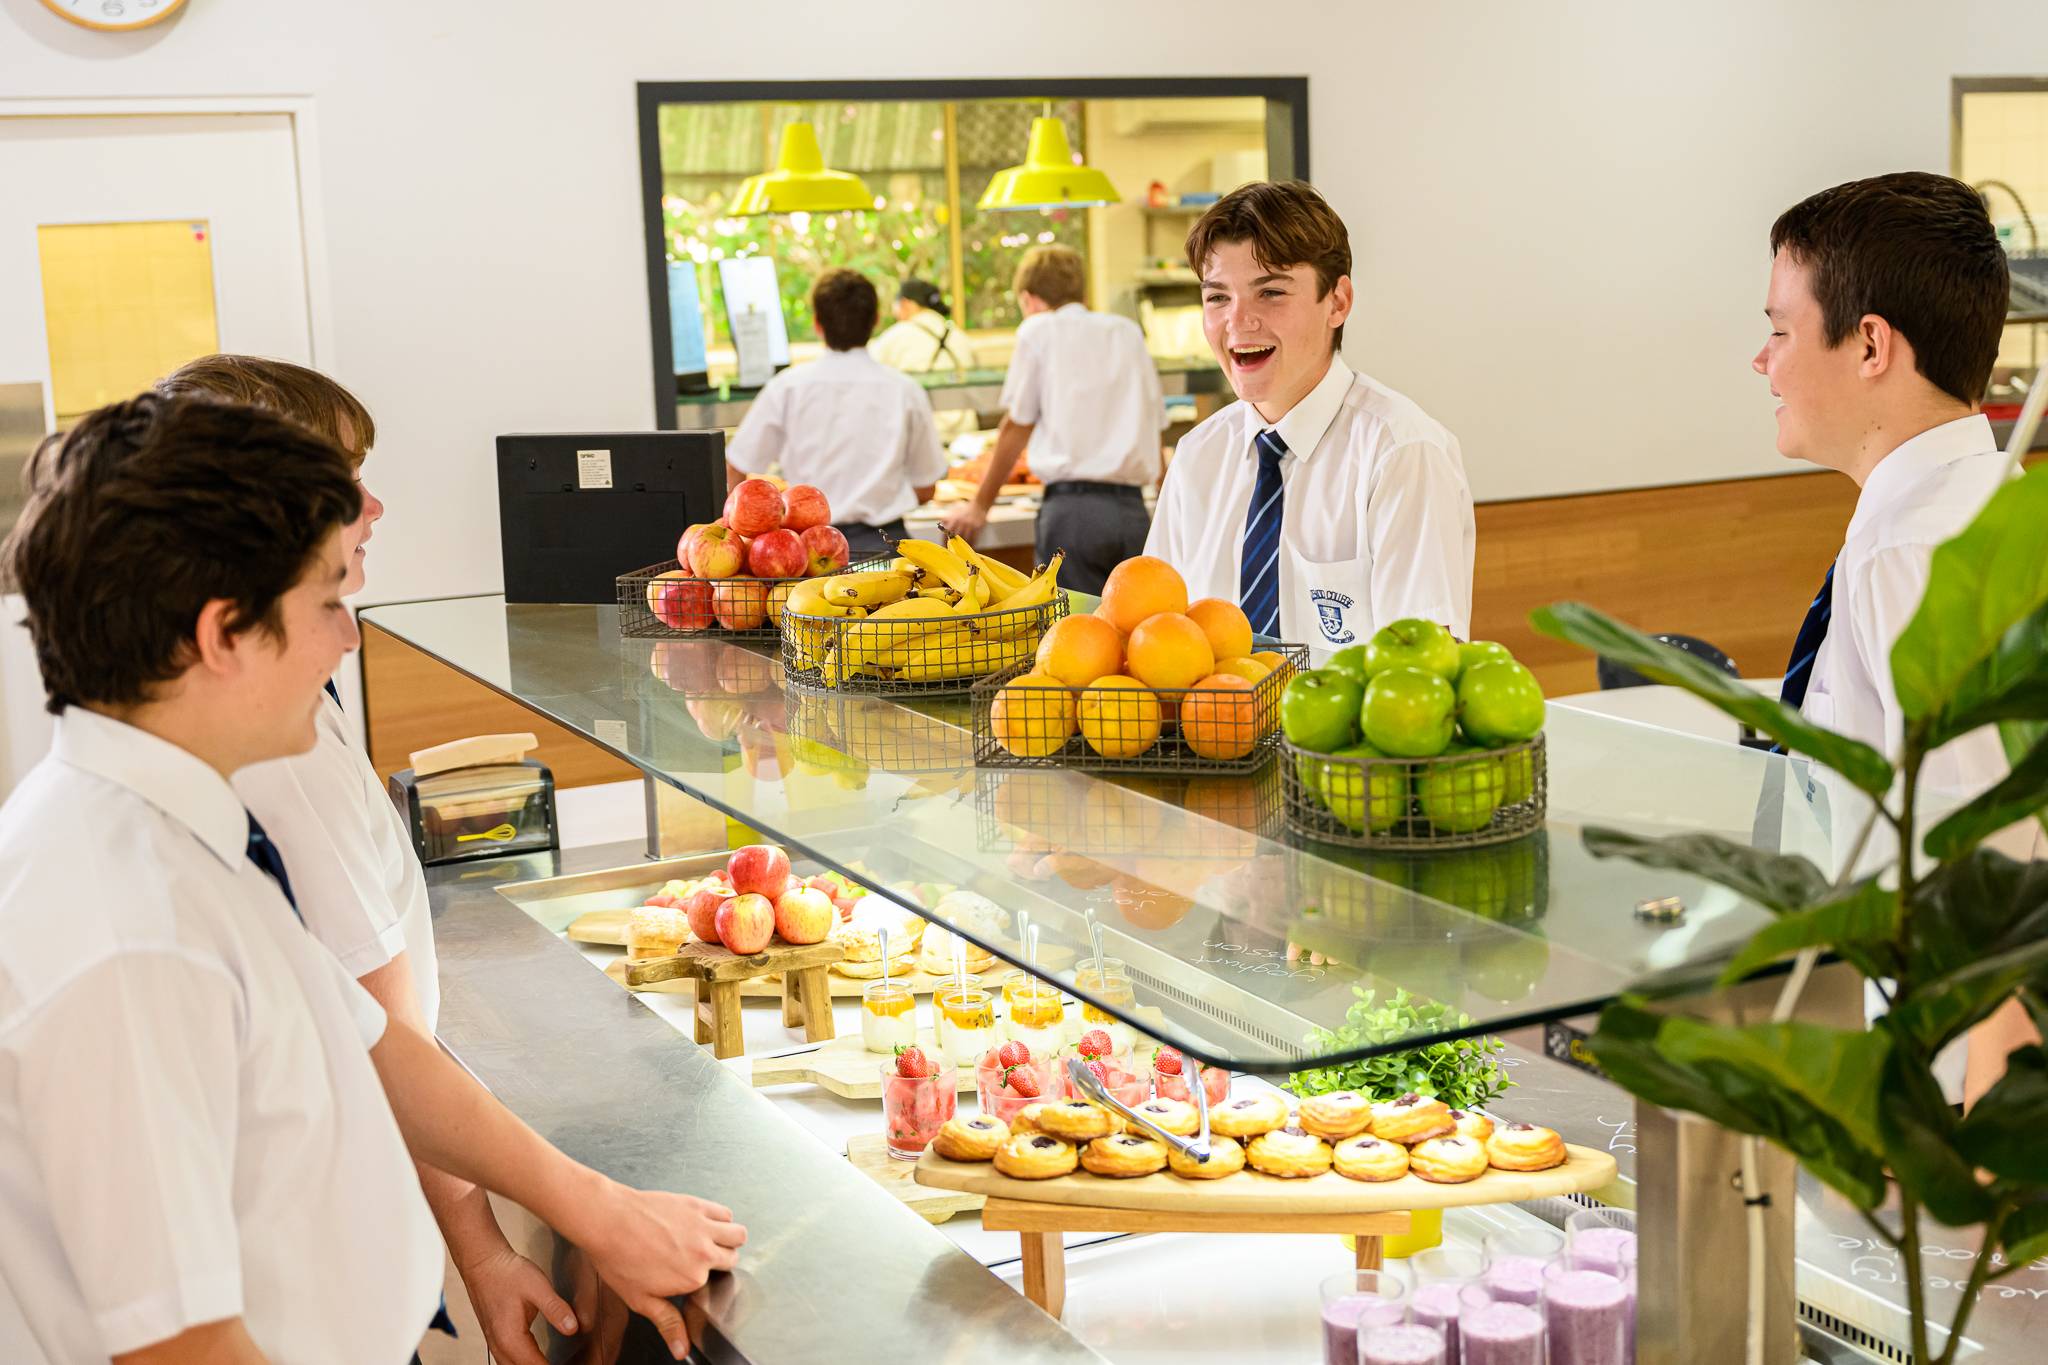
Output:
(872, 309), (981, 443)
(1001, 302), (1167, 487)
(727, 347), (951, 526)
(0, 708), (439, 1364)
(1145, 355), (1475, 659)
(235, 690), (440, 1030)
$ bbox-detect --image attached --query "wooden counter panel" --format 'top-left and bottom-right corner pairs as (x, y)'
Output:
(361, 620), (638, 788)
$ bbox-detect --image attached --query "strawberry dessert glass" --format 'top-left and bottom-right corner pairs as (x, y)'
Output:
(975, 1040), (1059, 1124)
(1150, 1045), (1231, 1107)
(881, 1046), (956, 1160)
(1062, 1029), (1149, 1107)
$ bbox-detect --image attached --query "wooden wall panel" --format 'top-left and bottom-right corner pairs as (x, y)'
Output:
(1472, 470), (1859, 696)
(361, 621), (639, 788)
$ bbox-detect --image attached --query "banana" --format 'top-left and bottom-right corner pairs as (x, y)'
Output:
(889, 631), (1036, 682)
(948, 536), (1030, 598)
(895, 538), (980, 599)
(820, 569), (915, 607)
(914, 584), (964, 604)
(975, 555), (1065, 641)
(888, 556), (924, 578)
(839, 596), (957, 672)
(970, 573), (993, 608)
(785, 578), (854, 618)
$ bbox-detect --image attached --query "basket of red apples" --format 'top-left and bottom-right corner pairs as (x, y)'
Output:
(619, 478), (853, 640)
(634, 843), (868, 959)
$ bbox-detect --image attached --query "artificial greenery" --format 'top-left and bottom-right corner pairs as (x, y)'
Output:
(1531, 458), (2048, 1365)
(1288, 987), (1513, 1111)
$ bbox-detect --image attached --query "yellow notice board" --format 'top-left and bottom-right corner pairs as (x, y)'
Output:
(38, 220), (220, 422)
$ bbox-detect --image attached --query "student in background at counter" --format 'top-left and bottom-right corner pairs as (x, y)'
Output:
(1144, 181), (1474, 655)
(940, 244), (1167, 595)
(158, 355), (567, 1365)
(0, 395), (744, 1365)
(871, 277), (979, 443)
(728, 267), (949, 560)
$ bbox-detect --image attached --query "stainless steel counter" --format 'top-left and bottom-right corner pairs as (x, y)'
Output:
(426, 839), (1105, 1365)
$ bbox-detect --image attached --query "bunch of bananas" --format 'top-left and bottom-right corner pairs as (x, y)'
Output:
(783, 539), (1066, 687)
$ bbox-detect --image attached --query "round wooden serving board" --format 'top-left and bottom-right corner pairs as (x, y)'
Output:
(914, 1143), (1616, 1216)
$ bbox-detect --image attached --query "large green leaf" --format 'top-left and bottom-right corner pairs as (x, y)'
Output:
(1891, 462), (2048, 725)
(1956, 1045), (2048, 1183)
(1891, 931), (2048, 1053)
(1875, 1037), (1995, 1227)
(1581, 828), (1832, 915)
(1716, 881), (1898, 985)
(1897, 849), (2048, 987)
(1922, 601), (2048, 749)
(1589, 1001), (1889, 1209)
(2004, 1197), (2048, 1268)
(1659, 1016), (1889, 1157)
(1923, 729), (2048, 860)
(1531, 603), (1894, 793)
(2004, 719), (2048, 842)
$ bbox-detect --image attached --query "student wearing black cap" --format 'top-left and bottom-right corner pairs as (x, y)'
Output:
(872, 278), (981, 443)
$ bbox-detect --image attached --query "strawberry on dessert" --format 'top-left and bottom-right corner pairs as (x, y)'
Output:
(975, 1041), (1058, 1124)
(882, 1046), (955, 1160)
(1150, 1045), (1231, 1106)
(1061, 1046), (1147, 1108)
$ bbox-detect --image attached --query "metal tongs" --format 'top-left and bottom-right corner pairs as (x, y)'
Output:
(1063, 1053), (1216, 1164)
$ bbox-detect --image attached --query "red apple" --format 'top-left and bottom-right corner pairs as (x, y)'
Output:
(725, 478), (786, 537)
(687, 523), (746, 579)
(746, 527), (807, 579)
(773, 885), (835, 945)
(676, 522), (716, 570)
(646, 572), (715, 632)
(803, 873), (860, 919)
(800, 524), (851, 576)
(712, 579), (770, 631)
(682, 880), (734, 943)
(727, 843), (792, 899)
(781, 484), (832, 532)
(715, 892), (775, 955)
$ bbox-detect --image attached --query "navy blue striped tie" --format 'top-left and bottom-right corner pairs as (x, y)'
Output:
(1239, 429), (1287, 637)
(245, 812), (303, 921)
(1770, 561), (1835, 752)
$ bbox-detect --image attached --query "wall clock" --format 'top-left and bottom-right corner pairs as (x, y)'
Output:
(40, 0), (188, 32)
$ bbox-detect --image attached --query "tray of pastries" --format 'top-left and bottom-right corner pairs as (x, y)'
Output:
(914, 1089), (1616, 1215)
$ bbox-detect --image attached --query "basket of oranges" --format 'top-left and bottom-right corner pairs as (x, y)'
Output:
(969, 556), (1308, 774)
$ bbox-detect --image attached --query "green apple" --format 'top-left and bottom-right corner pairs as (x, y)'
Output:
(1415, 846), (1513, 917)
(1317, 741), (1407, 833)
(1417, 748), (1506, 833)
(1456, 640), (1516, 681)
(1361, 667), (1457, 757)
(1280, 669), (1364, 754)
(1323, 644), (1370, 687)
(1497, 745), (1537, 804)
(1363, 618), (1461, 680)
(1457, 660), (1546, 745)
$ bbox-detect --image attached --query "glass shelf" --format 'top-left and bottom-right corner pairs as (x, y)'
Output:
(363, 597), (1856, 1077)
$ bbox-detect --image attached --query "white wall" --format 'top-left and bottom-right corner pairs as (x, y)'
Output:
(1, 0), (2044, 612)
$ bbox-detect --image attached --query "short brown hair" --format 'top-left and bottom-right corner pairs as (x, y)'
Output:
(158, 354), (377, 461)
(1013, 245), (1087, 309)
(810, 268), (879, 350)
(1185, 181), (1352, 346)
(1770, 172), (2009, 405)
(5, 393), (362, 714)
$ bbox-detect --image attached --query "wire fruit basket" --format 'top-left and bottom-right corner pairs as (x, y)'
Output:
(617, 559), (801, 642)
(1280, 733), (1547, 851)
(781, 593), (1068, 696)
(970, 645), (1309, 775)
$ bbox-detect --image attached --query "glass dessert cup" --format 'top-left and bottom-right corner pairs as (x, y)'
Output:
(880, 1062), (957, 1161)
(1320, 1269), (1409, 1365)
(1073, 956), (1138, 1054)
(1061, 1047), (1148, 1108)
(860, 980), (916, 1055)
(932, 984), (994, 1068)
(1149, 1048), (1232, 1107)
(975, 1048), (1061, 1124)
(1000, 969), (1067, 1057)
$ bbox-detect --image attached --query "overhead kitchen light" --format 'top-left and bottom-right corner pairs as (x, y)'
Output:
(977, 115), (1120, 212)
(730, 121), (875, 216)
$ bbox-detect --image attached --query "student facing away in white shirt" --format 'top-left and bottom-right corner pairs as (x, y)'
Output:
(1143, 181), (1474, 659)
(0, 395), (744, 1365)
(1752, 170), (2036, 1102)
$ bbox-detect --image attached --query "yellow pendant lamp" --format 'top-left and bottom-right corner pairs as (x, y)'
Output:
(730, 121), (875, 216)
(977, 116), (1120, 211)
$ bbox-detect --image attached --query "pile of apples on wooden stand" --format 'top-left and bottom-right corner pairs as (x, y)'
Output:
(641, 843), (864, 954)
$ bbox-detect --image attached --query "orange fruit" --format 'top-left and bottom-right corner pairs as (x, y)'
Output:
(1179, 673), (1260, 759)
(1214, 654), (1273, 685)
(1035, 614), (1125, 690)
(990, 671), (1077, 758)
(1185, 598), (1254, 662)
(1076, 675), (1164, 759)
(1125, 612), (1216, 692)
(1251, 649), (1293, 686)
(1098, 556), (1189, 634)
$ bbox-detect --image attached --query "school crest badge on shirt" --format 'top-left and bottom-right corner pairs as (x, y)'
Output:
(1310, 588), (1357, 645)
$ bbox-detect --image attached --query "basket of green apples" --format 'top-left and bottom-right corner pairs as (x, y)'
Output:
(1278, 619), (1546, 850)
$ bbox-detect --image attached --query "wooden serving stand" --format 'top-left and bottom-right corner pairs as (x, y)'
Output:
(625, 939), (843, 1059)
(916, 1144), (1618, 1319)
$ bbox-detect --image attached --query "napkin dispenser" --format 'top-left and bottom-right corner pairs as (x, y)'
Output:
(388, 732), (559, 867)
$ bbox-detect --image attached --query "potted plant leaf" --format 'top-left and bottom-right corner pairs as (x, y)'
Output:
(1530, 460), (2048, 1365)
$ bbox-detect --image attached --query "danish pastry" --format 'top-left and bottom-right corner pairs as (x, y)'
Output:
(1129, 1097), (1199, 1137)
(1448, 1108), (1495, 1142)
(1409, 1135), (1488, 1183)
(932, 1114), (1007, 1162)
(1297, 1090), (1373, 1140)
(1081, 1132), (1169, 1178)
(1332, 1133), (1411, 1182)
(1486, 1122), (1568, 1172)
(626, 904), (688, 959)
(1370, 1092), (1455, 1145)
(1209, 1091), (1289, 1139)
(994, 1133), (1078, 1180)
(1036, 1098), (1116, 1142)
(1246, 1126), (1334, 1179)
(1009, 1103), (1047, 1136)
(1166, 1135), (1245, 1180)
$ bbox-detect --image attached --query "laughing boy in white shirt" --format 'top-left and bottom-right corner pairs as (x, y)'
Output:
(1144, 181), (1474, 657)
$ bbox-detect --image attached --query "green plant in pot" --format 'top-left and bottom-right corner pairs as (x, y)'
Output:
(1530, 460), (2048, 1365)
